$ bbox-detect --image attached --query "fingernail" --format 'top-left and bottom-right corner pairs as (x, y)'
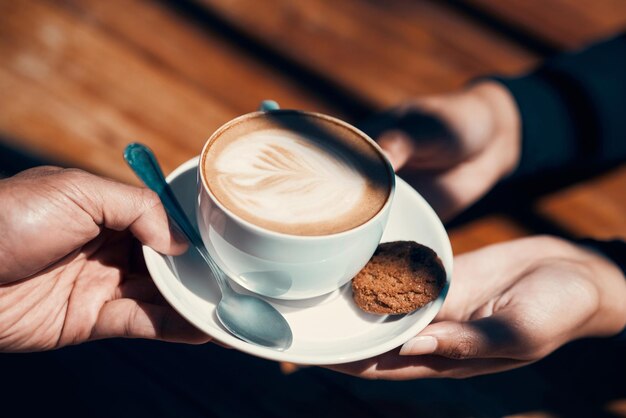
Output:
(399, 336), (437, 355)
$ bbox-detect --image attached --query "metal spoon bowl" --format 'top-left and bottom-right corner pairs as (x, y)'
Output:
(124, 143), (293, 350)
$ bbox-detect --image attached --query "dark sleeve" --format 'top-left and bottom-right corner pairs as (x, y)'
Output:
(492, 33), (626, 178)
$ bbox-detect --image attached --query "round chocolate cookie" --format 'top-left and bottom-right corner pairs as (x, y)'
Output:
(352, 241), (446, 315)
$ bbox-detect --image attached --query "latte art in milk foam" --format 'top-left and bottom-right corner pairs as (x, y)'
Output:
(203, 119), (391, 236)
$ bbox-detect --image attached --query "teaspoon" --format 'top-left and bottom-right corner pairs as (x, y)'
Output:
(124, 143), (293, 350)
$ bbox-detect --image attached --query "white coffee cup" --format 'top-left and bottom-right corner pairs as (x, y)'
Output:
(196, 105), (395, 300)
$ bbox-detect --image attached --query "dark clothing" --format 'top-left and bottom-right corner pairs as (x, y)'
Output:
(1, 336), (624, 418)
(495, 33), (626, 179)
(494, 34), (626, 287)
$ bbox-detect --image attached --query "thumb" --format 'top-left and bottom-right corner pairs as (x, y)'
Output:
(44, 168), (188, 256)
(0, 168), (188, 283)
(399, 315), (529, 360)
(85, 173), (188, 255)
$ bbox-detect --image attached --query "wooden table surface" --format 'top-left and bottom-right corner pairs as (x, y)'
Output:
(1, 0), (625, 416)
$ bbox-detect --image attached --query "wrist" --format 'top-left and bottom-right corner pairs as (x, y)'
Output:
(524, 237), (626, 341)
(577, 243), (626, 338)
(470, 81), (521, 178)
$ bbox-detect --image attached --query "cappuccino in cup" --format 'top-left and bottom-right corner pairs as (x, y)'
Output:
(197, 109), (395, 299)
(201, 111), (391, 236)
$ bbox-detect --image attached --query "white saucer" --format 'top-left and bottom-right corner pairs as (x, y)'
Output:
(143, 157), (452, 365)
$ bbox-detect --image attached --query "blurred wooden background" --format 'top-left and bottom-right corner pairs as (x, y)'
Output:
(1, 0), (624, 255)
(0, 1), (625, 416)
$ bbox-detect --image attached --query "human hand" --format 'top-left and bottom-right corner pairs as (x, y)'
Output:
(330, 236), (626, 379)
(362, 81), (521, 220)
(0, 167), (210, 352)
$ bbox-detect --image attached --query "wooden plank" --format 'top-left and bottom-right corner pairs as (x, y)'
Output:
(0, 0), (333, 183)
(0, 0), (225, 183)
(195, 0), (538, 107)
(536, 165), (626, 239)
(0, 0), (537, 253)
(460, 0), (626, 49)
(449, 215), (530, 254)
(60, 0), (335, 116)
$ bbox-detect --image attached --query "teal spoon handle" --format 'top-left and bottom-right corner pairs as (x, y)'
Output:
(123, 143), (205, 253)
(259, 100), (280, 111)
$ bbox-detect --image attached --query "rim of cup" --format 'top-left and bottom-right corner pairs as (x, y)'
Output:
(199, 109), (396, 241)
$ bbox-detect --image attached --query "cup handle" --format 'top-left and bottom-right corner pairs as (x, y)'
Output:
(259, 100), (280, 111)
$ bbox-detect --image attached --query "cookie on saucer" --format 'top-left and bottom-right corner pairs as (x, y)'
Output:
(352, 241), (446, 315)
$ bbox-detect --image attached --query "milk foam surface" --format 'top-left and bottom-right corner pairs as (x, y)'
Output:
(211, 129), (366, 226)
